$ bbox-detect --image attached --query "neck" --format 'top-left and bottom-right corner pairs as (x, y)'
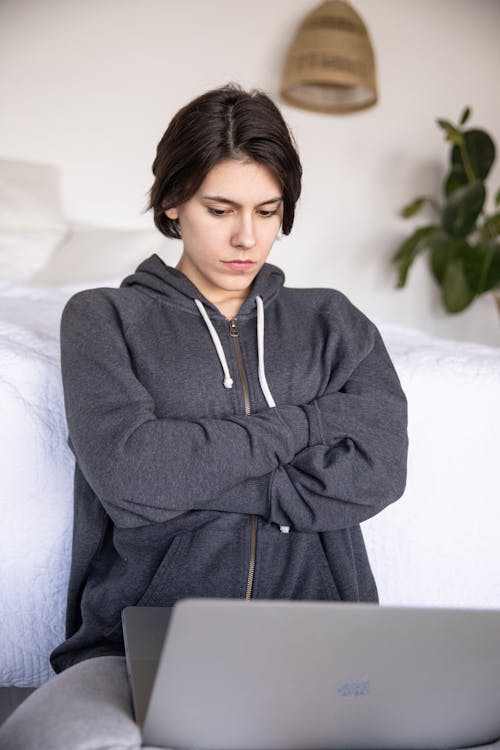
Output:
(214, 295), (248, 320)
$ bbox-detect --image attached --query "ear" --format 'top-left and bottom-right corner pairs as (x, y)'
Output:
(164, 206), (179, 220)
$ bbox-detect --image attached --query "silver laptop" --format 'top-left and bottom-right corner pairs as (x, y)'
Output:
(122, 598), (500, 750)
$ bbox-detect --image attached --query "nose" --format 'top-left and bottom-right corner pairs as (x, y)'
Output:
(231, 214), (256, 250)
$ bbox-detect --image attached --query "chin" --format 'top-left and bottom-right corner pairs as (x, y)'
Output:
(219, 270), (259, 286)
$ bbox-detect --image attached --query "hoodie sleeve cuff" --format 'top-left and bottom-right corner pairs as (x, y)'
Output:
(301, 400), (324, 447)
(274, 404), (310, 455)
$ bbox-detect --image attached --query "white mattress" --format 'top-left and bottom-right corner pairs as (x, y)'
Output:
(0, 281), (90, 687)
(362, 324), (500, 610)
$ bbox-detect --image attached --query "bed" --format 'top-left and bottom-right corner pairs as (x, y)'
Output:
(1, 158), (500, 690)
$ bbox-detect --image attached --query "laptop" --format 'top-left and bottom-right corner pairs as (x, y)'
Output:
(122, 598), (500, 750)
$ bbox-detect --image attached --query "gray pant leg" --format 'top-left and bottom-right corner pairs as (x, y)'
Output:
(0, 655), (151, 750)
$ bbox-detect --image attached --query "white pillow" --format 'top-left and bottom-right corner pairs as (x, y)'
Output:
(30, 223), (176, 285)
(0, 158), (68, 281)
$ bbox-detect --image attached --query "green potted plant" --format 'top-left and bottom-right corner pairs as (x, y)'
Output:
(392, 107), (500, 319)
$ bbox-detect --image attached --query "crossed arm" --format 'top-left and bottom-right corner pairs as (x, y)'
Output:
(61, 292), (408, 532)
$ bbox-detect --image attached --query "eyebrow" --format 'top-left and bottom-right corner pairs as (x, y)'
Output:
(201, 195), (283, 207)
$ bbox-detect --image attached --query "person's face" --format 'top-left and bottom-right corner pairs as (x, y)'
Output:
(165, 158), (283, 308)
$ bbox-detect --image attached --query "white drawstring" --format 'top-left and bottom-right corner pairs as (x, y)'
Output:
(194, 296), (289, 533)
(255, 295), (276, 408)
(255, 296), (288, 532)
(194, 299), (233, 389)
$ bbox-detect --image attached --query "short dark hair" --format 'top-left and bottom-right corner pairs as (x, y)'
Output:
(147, 83), (302, 238)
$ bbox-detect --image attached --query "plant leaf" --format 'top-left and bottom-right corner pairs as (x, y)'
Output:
(401, 197), (427, 218)
(436, 118), (460, 136)
(495, 187), (500, 206)
(442, 180), (486, 237)
(429, 235), (467, 285)
(442, 259), (475, 312)
(444, 169), (468, 197)
(462, 240), (500, 294)
(392, 225), (440, 287)
(450, 129), (496, 183)
(459, 107), (471, 126)
(465, 128), (496, 178)
(431, 238), (500, 308)
(480, 213), (500, 241)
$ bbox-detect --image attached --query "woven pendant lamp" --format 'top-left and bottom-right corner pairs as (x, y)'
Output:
(280, 0), (378, 114)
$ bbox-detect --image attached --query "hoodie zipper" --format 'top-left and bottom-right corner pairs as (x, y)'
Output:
(229, 318), (251, 417)
(229, 317), (256, 599)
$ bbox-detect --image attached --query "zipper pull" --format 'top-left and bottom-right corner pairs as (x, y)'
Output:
(229, 318), (239, 337)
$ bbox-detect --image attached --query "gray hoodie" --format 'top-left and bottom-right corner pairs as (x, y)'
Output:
(50, 256), (408, 673)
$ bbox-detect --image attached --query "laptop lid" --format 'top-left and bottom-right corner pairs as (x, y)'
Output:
(126, 599), (500, 750)
(122, 605), (173, 726)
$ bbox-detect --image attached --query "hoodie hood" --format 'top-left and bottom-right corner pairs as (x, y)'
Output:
(122, 253), (282, 432)
(121, 254), (285, 317)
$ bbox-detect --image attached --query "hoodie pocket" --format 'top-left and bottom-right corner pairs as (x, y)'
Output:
(136, 525), (245, 606)
(315, 534), (342, 600)
(136, 534), (185, 607)
(256, 527), (341, 601)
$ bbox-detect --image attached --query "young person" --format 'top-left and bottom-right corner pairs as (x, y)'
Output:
(0, 83), (408, 749)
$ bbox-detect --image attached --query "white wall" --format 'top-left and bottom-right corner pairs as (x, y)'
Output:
(1, 0), (499, 345)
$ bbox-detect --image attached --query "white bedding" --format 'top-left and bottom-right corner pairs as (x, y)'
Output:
(362, 327), (500, 609)
(0, 281), (91, 687)
(1, 280), (499, 688)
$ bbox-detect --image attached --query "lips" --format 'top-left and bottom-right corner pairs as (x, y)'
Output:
(223, 260), (256, 270)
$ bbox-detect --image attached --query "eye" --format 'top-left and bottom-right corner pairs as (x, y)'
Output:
(207, 207), (230, 217)
(258, 209), (280, 218)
